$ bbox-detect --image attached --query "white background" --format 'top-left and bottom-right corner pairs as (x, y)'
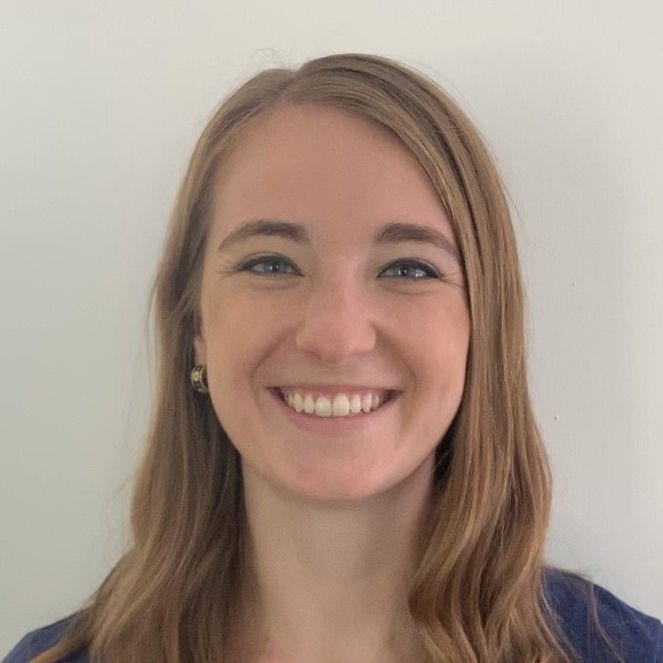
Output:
(1, 0), (662, 653)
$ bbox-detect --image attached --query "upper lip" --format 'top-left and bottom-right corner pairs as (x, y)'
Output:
(272, 384), (397, 392)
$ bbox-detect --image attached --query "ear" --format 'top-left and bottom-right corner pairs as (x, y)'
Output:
(193, 311), (206, 365)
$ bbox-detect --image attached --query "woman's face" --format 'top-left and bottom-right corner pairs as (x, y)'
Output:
(195, 103), (470, 502)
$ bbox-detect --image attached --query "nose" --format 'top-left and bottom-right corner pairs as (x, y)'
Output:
(294, 277), (377, 365)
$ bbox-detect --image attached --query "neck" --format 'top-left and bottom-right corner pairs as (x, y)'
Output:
(236, 464), (434, 662)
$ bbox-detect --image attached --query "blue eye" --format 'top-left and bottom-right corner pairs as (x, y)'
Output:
(380, 260), (438, 280)
(237, 255), (299, 275)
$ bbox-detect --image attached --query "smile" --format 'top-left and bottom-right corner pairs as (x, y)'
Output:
(274, 387), (394, 418)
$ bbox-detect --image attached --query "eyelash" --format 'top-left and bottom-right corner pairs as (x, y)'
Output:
(236, 255), (440, 281)
(237, 255), (300, 276)
(380, 260), (438, 280)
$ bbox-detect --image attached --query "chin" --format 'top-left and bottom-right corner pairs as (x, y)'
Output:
(264, 459), (432, 506)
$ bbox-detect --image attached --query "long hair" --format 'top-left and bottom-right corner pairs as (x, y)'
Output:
(34, 53), (587, 662)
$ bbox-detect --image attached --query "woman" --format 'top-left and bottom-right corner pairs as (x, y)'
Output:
(5, 53), (662, 663)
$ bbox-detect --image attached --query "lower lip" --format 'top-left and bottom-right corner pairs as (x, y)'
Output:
(268, 388), (398, 434)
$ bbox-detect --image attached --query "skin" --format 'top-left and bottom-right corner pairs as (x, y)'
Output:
(195, 103), (470, 662)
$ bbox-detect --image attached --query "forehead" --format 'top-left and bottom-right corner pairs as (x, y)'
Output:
(210, 103), (453, 242)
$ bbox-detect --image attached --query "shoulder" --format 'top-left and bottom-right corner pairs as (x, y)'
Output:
(543, 567), (663, 662)
(3, 616), (88, 663)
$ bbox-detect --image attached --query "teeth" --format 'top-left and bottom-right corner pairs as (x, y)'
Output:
(361, 394), (372, 413)
(304, 394), (315, 414)
(279, 389), (390, 418)
(315, 396), (332, 417)
(350, 394), (362, 414)
(332, 394), (350, 416)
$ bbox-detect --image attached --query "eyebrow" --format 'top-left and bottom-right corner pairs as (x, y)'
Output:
(375, 222), (459, 260)
(216, 219), (308, 253)
(216, 218), (460, 260)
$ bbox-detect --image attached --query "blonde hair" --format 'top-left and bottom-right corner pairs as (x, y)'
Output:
(35, 53), (592, 662)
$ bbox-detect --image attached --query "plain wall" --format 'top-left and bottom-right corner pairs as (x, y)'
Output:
(1, 0), (661, 653)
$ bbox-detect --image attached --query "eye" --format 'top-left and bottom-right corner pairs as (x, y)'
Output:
(236, 254), (300, 276)
(379, 259), (439, 281)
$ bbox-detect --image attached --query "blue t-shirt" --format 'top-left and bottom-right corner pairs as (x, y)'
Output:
(4, 569), (663, 662)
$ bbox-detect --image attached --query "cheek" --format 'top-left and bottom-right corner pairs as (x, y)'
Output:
(400, 296), (470, 366)
(203, 307), (263, 446)
(405, 302), (470, 416)
(202, 294), (285, 393)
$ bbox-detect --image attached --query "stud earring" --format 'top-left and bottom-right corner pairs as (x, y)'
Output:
(190, 364), (209, 394)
